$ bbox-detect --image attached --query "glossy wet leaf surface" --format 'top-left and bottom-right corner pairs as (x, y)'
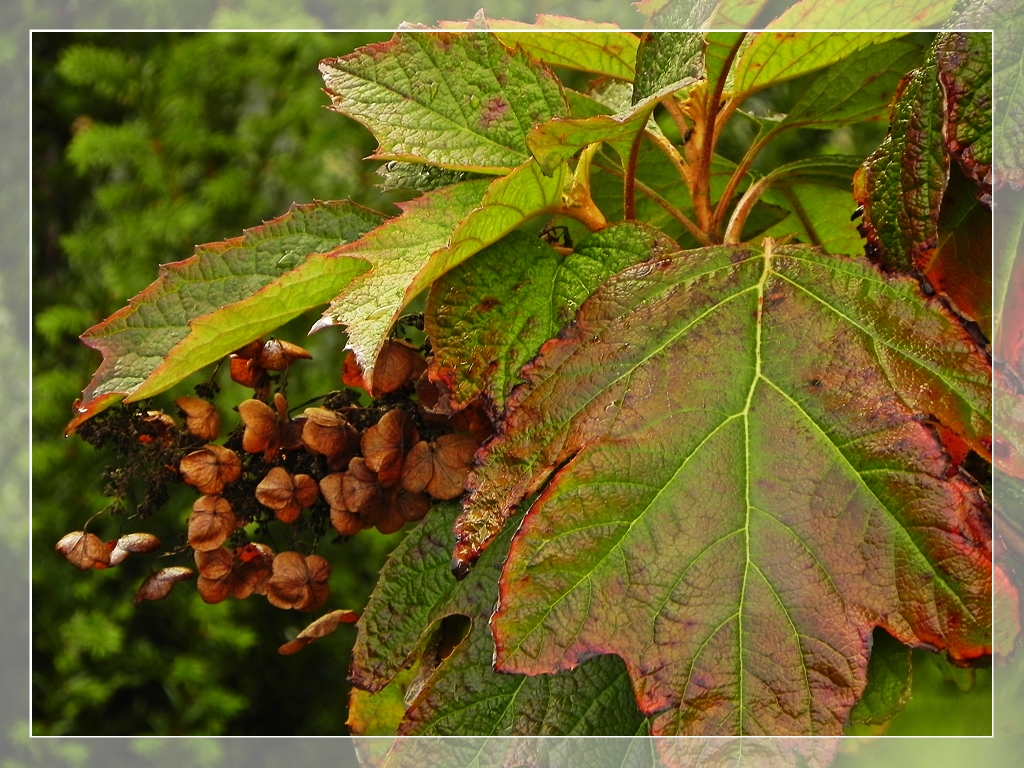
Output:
(459, 235), (990, 735)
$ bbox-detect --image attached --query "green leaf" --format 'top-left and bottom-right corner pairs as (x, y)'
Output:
(426, 224), (674, 411)
(460, 236), (991, 735)
(732, 33), (905, 99)
(704, 32), (747, 92)
(767, 0), (956, 29)
(317, 161), (567, 388)
(778, 39), (924, 131)
(761, 182), (864, 255)
(69, 201), (381, 431)
(639, 0), (773, 29)
(633, 33), (704, 104)
(320, 32), (568, 173)
(934, 32), (993, 196)
(347, 503), (645, 738)
(850, 629), (912, 726)
(854, 46), (948, 273)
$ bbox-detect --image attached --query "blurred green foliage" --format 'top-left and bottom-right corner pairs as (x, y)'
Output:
(31, 30), (410, 736)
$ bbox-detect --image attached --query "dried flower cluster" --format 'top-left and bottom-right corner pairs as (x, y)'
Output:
(59, 333), (493, 652)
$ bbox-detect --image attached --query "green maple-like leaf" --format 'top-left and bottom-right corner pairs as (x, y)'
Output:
(426, 225), (674, 412)
(317, 162), (567, 386)
(767, 0), (956, 29)
(320, 32), (568, 173)
(458, 235), (990, 735)
(69, 201), (381, 431)
(347, 504), (644, 739)
(731, 33), (906, 99)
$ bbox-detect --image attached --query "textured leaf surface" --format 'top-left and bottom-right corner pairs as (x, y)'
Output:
(854, 46), (948, 273)
(639, 0), (771, 29)
(320, 32), (567, 173)
(319, 163), (566, 386)
(633, 33), (704, 104)
(427, 225), (672, 412)
(849, 630), (912, 725)
(732, 33), (905, 98)
(70, 201), (381, 430)
(768, 0), (956, 29)
(460, 236), (991, 735)
(934, 32), (993, 196)
(348, 504), (644, 738)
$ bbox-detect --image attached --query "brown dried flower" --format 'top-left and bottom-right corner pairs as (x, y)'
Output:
(179, 444), (242, 495)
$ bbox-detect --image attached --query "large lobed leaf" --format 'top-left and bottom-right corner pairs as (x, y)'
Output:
(315, 162), (568, 387)
(320, 32), (568, 173)
(348, 504), (644, 739)
(459, 234), (991, 736)
(69, 201), (381, 431)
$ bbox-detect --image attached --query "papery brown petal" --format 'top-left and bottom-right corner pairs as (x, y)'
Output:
(230, 356), (264, 388)
(401, 440), (433, 493)
(426, 432), (477, 500)
(319, 472), (346, 510)
(370, 339), (427, 396)
(395, 489), (431, 523)
(194, 546), (234, 579)
(109, 533), (161, 566)
(197, 573), (233, 604)
(235, 543), (274, 596)
(342, 457), (383, 513)
(302, 408), (356, 461)
(280, 417), (306, 452)
(258, 338), (312, 371)
(305, 554), (331, 584)
(330, 506), (365, 536)
(188, 495), (237, 551)
(278, 609), (359, 655)
(180, 445), (242, 495)
(446, 401), (495, 442)
(362, 409), (418, 487)
(134, 567), (194, 605)
(301, 581), (330, 613)
(175, 396), (220, 441)
(342, 351), (367, 390)
(238, 399), (279, 455)
(233, 339), (264, 359)
(374, 504), (406, 535)
(275, 502), (302, 524)
(256, 467), (295, 510)
(293, 474), (319, 508)
(56, 531), (112, 570)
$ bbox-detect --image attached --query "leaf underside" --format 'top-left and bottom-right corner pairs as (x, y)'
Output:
(70, 201), (381, 431)
(459, 235), (990, 736)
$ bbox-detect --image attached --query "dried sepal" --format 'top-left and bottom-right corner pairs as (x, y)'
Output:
(195, 543), (273, 603)
(401, 440), (433, 493)
(266, 552), (331, 612)
(258, 338), (313, 371)
(278, 609), (359, 655)
(134, 567), (194, 605)
(320, 472), (366, 536)
(138, 410), (176, 445)
(56, 531), (113, 570)
(256, 467), (319, 523)
(109, 532), (161, 566)
(426, 433), (478, 499)
(175, 396), (220, 441)
(302, 407), (359, 469)
(341, 457), (383, 512)
(188, 495), (237, 551)
(393, 488), (430, 525)
(342, 351), (366, 390)
(179, 444), (242, 495)
(370, 339), (427, 396)
(238, 399), (279, 456)
(362, 409), (418, 487)
(230, 356), (265, 388)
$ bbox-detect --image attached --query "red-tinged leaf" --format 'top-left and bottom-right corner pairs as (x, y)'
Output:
(427, 225), (673, 411)
(315, 163), (567, 387)
(347, 503), (645, 740)
(461, 236), (990, 735)
(278, 609), (360, 655)
(854, 46), (948, 273)
(67, 201), (381, 432)
(935, 32), (992, 199)
(766, 0), (956, 29)
(657, 738), (840, 768)
(320, 32), (568, 173)
(436, 17), (639, 81)
(134, 567), (194, 605)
